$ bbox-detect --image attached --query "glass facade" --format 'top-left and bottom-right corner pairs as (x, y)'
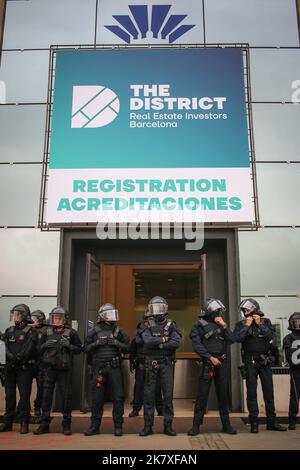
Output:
(0, 0), (299, 347)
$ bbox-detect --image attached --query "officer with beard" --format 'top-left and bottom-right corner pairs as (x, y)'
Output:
(136, 296), (181, 437)
(34, 306), (82, 435)
(0, 304), (37, 434)
(129, 309), (164, 418)
(234, 298), (286, 433)
(283, 312), (300, 430)
(188, 298), (237, 436)
(83, 303), (129, 437)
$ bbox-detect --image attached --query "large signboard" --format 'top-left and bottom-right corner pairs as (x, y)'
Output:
(45, 47), (255, 225)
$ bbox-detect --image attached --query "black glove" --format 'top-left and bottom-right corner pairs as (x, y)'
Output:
(43, 340), (57, 350)
(107, 336), (116, 345)
(95, 337), (107, 346)
(60, 339), (71, 349)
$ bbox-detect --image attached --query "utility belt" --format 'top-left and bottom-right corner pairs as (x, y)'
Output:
(7, 359), (36, 370)
(145, 357), (174, 369)
(94, 356), (121, 369)
(243, 353), (273, 366)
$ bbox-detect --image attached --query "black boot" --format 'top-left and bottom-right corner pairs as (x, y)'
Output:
(114, 425), (123, 437)
(84, 425), (100, 436)
(139, 426), (153, 436)
(128, 409), (139, 418)
(20, 422), (29, 434)
(62, 424), (72, 435)
(164, 425), (176, 436)
(266, 423), (287, 431)
(222, 424), (237, 435)
(0, 422), (13, 432)
(288, 423), (296, 430)
(188, 424), (200, 436)
(33, 424), (50, 435)
(250, 423), (259, 433)
(30, 410), (42, 424)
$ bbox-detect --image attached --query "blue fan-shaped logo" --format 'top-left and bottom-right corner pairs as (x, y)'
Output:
(105, 5), (195, 44)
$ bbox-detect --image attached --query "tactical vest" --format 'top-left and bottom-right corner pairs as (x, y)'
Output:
(6, 325), (32, 361)
(198, 319), (226, 356)
(42, 327), (72, 370)
(288, 333), (300, 369)
(143, 319), (174, 358)
(242, 320), (271, 355)
(91, 324), (120, 365)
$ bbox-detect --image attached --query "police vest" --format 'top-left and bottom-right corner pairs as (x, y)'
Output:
(143, 319), (174, 358)
(91, 325), (120, 364)
(42, 327), (72, 370)
(286, 333), (300, 369)
(6, 325), (33, 361)
(198, 319), (226, 356)
(241, 320), (271, 355)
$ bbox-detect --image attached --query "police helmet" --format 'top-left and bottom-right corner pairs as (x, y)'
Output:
(288, 312), (300, 331)
(148, 296), (168, 316)
(97, 303), (119, 323)
(200, 298), (226, 318)
(31, 310), (46, 325)
(10, 304), (33, 324)
(49, 306), (69, 326)
(239, 298), (264, 317)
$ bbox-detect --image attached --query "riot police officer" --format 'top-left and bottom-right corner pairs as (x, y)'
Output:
(0, 304), (37, 434)
(30, 310), (46, 423)
(283, 312), (300, 430)
(234, 298), (286, 433)
(34, 306), (82, 435)
(129, 309), (164, 418)
(136, 296), (181, 437)
(83, 303), (129, 437)
(188, 298), (237, 436)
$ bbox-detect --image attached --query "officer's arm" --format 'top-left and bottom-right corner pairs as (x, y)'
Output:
(129, 337), (138, 362)
(18, 328), (38, 362)
(142, 328), (164, 347)
(222, 326), (235, 344)
(83, 330), (99, 353)
(135, 328), (144, 345)
(233, 322), (249, 343)
(190, 325), (211, 359)
(4, 330), (14, 361)
(70, 331), (82, 354)
(116, 329), (130, 353)
(258, 319), (275, 340)
(161, 327), (182, 350)
(283, 335), (293, 365)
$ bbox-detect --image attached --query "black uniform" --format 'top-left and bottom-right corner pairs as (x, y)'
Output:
(2, 323), (37, 426)
(32, 324), (46, 417)
(84, 323), (129, 429)
(234, 317), (276, 425)
(38, 325), (82, 427)
(190, 318), (235, 427)
(136, 318), (181, 428)
(283, 332), (300, 426)
(130, 332), (163, 415)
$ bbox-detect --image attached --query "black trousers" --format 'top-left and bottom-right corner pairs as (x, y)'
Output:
(289, 369), (300, 424)
(41, 367), (73, 426)
(33, 361), (45, 413)
(143, 359), (174, 427)
(193, 360), (231, 426)
(132, 362), (163, 413)
(90, 365), (124, 427)
(245, 360), (276, 424)
(4, 366), (33, 424)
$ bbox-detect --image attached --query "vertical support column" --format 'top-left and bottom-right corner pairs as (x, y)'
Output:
(296, 0), (300, 45)
(0, 0), (6, 67)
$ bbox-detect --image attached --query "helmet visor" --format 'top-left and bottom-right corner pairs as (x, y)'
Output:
(148, 303), (168, 316)
(10, 311), (23, 323)
(240, 300), (256, 313)
(290, 318), (300, 330)
(207, 300), (226, 313)
(99, 309), (119, 322)
(49, 313), (64, 326)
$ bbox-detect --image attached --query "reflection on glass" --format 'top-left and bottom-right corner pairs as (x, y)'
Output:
(134, 270), (200, 353)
